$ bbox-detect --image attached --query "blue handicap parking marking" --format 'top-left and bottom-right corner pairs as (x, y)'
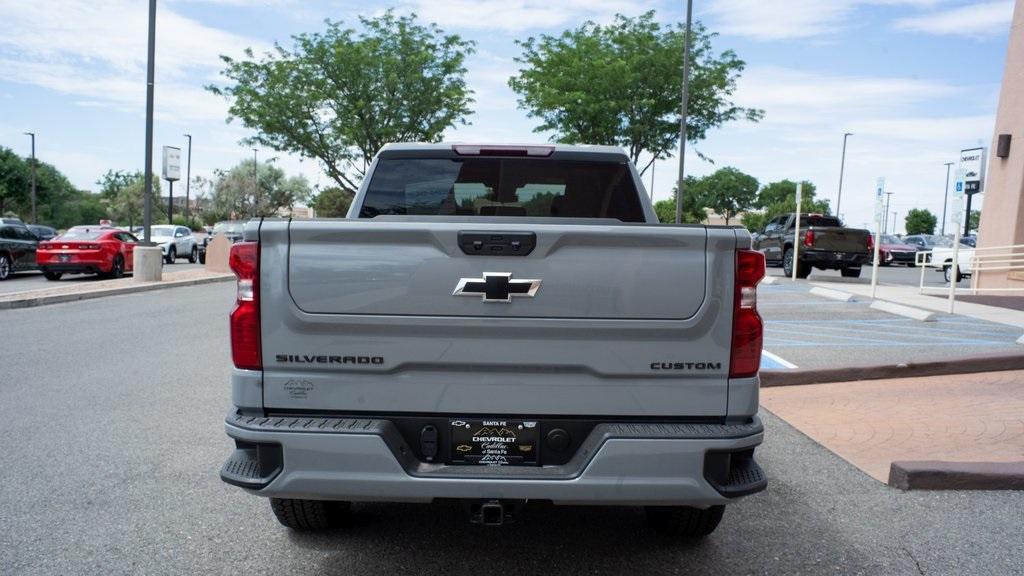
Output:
(760, 350), (797, 370)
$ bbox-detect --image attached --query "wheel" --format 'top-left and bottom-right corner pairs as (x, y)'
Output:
(270, 498), (350, 531)
(103, 255), (125, 279)
(783, 248), (811, 279)
(188, 245), (198, 264)
(198, 252), (206, 265)
(43, 270), (63, 281)
(645, 505), (725, 538)
(944, 265), (962, 284)
(0, 253), (11, 280)
(165, 247), (176, 264)
(840, 267), (861, 278)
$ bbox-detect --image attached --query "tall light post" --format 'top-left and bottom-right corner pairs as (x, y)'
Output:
(23, 132), (36, 224)
(184, 134), (192, 224)
(883, 191), (893, 234)
(142, 0), (156, 244)
(252, 148), (259, 217)
(941, 162), (953, 236)
(836, 132), (853, 216)
(674, 0), (694, 224)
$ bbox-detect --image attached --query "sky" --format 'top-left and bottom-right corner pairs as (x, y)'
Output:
(0, 0), (1015, 233)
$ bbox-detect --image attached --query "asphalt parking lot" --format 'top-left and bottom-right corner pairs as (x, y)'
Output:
(0, 262), (206, 295)
(2, 283), (1022, 575)
(759, 280), (1024, 370)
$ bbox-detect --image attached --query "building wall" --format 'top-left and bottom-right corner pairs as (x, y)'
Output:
(976, 0), (1024, 289)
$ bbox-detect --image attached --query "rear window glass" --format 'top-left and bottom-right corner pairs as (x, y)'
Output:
(798, 215), (841, 228)
(359, 158), (645, 222)
(59, 228), (105, 240)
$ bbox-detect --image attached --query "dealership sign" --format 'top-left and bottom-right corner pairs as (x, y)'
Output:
(958, 147), (986, 194)
(162, 146), (181, 181)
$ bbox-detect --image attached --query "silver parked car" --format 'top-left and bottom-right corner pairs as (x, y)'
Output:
(150, 225), (198, 264)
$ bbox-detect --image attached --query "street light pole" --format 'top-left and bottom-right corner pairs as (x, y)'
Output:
(883, 191), (893, 234)
(142, 0), (156, 244)
(252, 148), (258, 217)
(836, 132), (852, 216)
(23, 132), (36, 224)
(941, 162), (953, 236)
(675, 0), (694, 224)
(184, 134), (192, 224)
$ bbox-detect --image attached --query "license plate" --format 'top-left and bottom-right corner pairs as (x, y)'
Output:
(59, 254), (71, 263)
(450, 419), (539, 466)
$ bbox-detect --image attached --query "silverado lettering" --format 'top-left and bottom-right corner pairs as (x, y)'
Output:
(275, 354), (384, 365)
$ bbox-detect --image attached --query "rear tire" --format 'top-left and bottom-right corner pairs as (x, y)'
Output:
(270, 498), (350, 531)
(104, 255), (125, 279)
(840, 267), (861, 278)
(0, 254), (11, 280)
(783, 248), (811, 279)
(944, 265), (962, 284)
(645, 505), (725, 539)
(43, 270), (63, 281)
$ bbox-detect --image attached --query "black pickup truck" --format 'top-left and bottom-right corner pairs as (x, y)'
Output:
(753, 213), (872, 278)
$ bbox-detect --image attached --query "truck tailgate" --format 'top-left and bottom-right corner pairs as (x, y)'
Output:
(258, 219), (740, 417)
(810, 226), (870, 253)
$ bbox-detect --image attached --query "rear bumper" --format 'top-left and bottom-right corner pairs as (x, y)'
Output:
(800, 250), (870, 268)
(221, 412), (765, 506)
(40, 260), (111, 274)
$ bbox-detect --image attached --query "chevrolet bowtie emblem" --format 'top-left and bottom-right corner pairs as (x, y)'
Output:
(453, 272), (541, 303)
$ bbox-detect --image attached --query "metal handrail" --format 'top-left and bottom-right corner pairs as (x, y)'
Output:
(917, 243), (1024, 298)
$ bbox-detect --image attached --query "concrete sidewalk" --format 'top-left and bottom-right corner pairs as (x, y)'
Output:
(0, 269), (233, 309)
(812, 279), (1024, 330)
(761, 370), (1024, 485)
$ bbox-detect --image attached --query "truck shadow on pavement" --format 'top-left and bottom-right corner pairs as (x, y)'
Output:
(282, 497), (871, 576)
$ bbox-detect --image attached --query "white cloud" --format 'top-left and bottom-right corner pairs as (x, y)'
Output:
(894, 1), (1014, 36)
(399, 0), (650, 32)
(704, 0), (946, 41)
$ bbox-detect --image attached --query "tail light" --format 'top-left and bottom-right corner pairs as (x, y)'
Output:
(803, 229), (814, 248)
(866, 233), (874, 252)
(730, 250), (765, 378)
(229, 242), (261, 370)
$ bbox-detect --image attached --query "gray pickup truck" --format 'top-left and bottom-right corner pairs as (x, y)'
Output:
(220, 143), (767, 539)
(753, 213), (872, 278)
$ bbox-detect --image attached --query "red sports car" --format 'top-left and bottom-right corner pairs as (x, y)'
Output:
(878, 234), (919, 266)
(37, 226), (139, 280)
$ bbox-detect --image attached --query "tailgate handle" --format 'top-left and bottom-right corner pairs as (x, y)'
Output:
(458, 231), (536, 256)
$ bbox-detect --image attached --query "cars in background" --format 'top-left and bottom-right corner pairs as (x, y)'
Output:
(198, 221), (245, 264)
(878, 234), (918, 266)
(36, 226), (139, 280)
(150, 225), (198, 264)
(27, 225), (58, 241)
(930, 237), (979, 283)
(0, 222), (40, 280)
(901, 234), (954, 263)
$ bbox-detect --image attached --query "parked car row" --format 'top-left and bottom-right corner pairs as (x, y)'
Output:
(0, 219), (240, 281)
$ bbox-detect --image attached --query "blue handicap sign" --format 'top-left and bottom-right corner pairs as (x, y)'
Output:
(956, 182), (963, 192)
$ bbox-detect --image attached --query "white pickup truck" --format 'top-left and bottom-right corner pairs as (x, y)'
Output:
(219, 143), (767, 539)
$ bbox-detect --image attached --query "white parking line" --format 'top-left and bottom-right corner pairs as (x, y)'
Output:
(762, 350), (798, 369)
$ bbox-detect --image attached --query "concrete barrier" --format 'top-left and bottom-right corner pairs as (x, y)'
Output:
(133, 246), (163, 282)
(889, 460), (1024, 490)
(204, 235), (231, 274)
(809, 286), (855, 302)
(870, 300), (937, 322)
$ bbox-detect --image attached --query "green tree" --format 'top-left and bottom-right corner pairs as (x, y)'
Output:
(311, 186), (353, 218)
(969, 209), (981, 231)
(741, 179), (830, 232)
(509, 11), (762, 174)
(654, 176), (707, 223)
(905, 208), (937, 235)
(0, 147), (30, 215)
(211, 160), (312, 218)
(209, 12), (475, 195)
(691, 167), (757, 225)
(98, 171), (161, 230)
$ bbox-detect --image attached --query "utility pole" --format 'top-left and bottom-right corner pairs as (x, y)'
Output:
(941, 162), (953, 236)
(142, 0), (156, 244)
(252, 148), (259, 217)
(836, 132), (853, 216)
(891, 211), (897, 234)
(883, 191), (893, 234)
(675, 0), (694, 224)
(184, 134), (192, 224)
(23, 132), (37, 224)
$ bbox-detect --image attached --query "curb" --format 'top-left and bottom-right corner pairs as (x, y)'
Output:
(869, 299), (937, 322)
(760, 353), (1024, 387)
(0, 274), (234, 310)
(809, 286), (855, 302)
(888, 460), (1024, 490)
